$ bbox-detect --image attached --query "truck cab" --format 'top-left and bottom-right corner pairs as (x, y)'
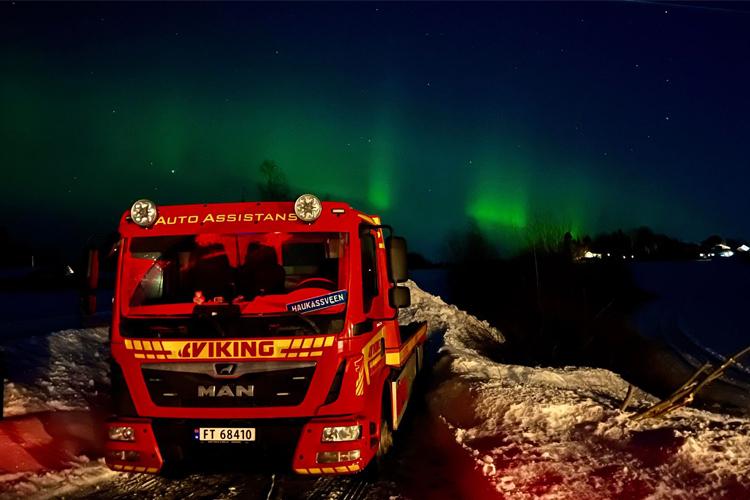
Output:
(105, 195), (427, 475)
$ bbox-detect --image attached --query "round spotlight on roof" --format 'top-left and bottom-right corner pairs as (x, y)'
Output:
(130, 199), (158, 227)
(294, 193), (322, 223)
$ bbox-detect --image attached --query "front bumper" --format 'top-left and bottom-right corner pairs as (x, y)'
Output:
(105, 419), (163, 473)
(291, 417), (375, 474)
(105, 416), (377, 475)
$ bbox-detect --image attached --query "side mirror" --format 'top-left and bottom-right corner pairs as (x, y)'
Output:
(386, 236), (408, 283)
(389, 285), (411, 308)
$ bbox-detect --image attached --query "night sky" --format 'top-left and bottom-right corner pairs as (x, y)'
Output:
(2, 1), (750, 260)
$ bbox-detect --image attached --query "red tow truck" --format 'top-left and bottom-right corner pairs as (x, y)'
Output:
(105, 195), (427, 475)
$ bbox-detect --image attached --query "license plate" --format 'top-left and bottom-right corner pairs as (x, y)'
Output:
(194, 427), (256, 443)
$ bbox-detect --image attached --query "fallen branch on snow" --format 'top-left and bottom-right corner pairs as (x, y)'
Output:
(631, 344), (750, 421)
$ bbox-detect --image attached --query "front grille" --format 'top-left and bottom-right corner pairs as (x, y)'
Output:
(152, 418), (306, 471)
(142, 361), (315, 408)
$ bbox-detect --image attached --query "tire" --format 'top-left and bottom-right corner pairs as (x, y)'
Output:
(364, 394), (393, 477)
(375, 416), (393, 461)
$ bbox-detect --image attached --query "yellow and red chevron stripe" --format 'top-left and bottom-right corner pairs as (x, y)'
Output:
(360, 327), (385, 385)
(122, 336), (335, 360)
(109, 464), (159, 473)
(295, 463), (361, 474)
(283, 336), (333, 358)
(354, 357), (365, 396)
(122, 339), (172, 360)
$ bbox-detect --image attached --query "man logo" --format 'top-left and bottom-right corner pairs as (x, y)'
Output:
(215, 363), (237, 377)
(198, 385), (254, 397)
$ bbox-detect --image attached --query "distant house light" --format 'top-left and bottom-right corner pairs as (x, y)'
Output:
(738, 245), (749, 252)
(584, 251), (601, 259)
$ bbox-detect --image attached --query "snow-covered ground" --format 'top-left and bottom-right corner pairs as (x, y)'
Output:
(2, 282), (749, 498)
(405, 283), (750, 499)
(3, 327), (110, 417)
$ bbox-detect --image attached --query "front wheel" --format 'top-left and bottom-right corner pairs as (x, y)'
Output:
(376, 416), (393, 460)
(364, 402), (393, 477)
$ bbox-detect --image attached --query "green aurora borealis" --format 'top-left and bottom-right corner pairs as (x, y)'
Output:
(2, 2), (749, 259)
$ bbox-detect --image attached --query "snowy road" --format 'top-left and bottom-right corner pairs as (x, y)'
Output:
(69, 467), (391, 500)
(2, 282), (750, 499)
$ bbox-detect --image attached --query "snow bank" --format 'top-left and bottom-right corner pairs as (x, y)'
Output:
(0, 328), (112, 498)
(3, 328), (110, 417)
(2, 458), (117, 500)
(402, 281), (750, 499)
(399, 280), (504, 356)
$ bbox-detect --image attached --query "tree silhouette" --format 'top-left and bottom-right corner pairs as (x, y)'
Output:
(446, 219), (497, 264)
(257, 160), (291, 201)
(523, 216), (575, 255)
(701, 235), (724, 249)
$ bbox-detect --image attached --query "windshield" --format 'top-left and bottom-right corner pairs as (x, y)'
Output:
(122, 232), (348, 321)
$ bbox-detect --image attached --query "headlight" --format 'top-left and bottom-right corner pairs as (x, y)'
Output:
(294, 194), (322, 223)
(130, 199), (158, 227)
(109, 426), (136, 441)
(321, 425), (361, 442)
(317, 450), (361, 463)
(108, 450), (140, 462)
